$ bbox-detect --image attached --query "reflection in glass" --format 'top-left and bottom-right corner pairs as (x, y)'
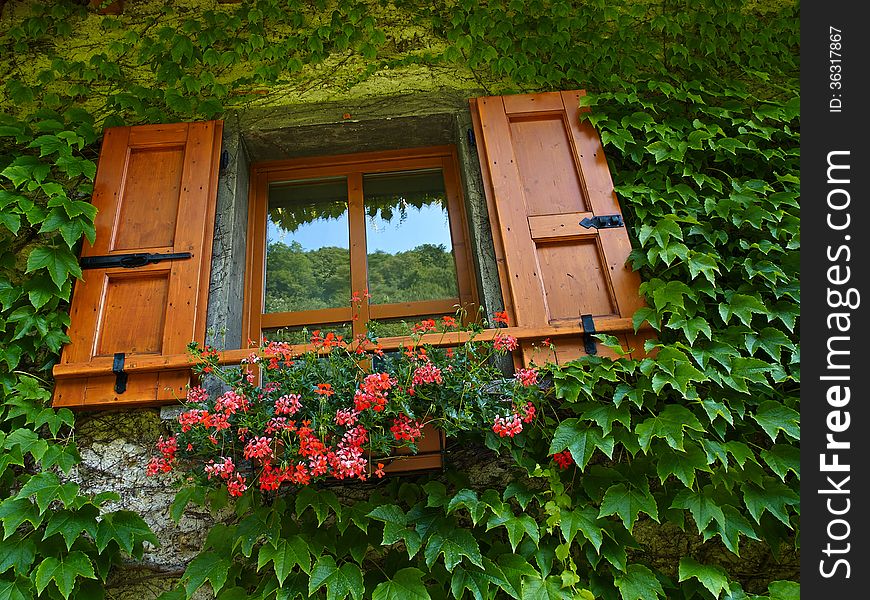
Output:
(265, 177), (350, 313)
(363, 169), (458, 305)
(263, 324), (353, 345)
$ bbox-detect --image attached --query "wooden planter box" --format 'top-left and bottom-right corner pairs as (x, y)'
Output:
(378, 423), (445, 475)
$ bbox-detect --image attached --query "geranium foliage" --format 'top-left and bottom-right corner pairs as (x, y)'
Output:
(0, 0), (798, 598)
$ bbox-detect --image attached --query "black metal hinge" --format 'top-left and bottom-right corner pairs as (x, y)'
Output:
(79, 252), (192, 270)
(580, 214), (624, 229)
(581, 314), (597, 355)
(112, 352), (128, 394)
(467, 128), (476, 149)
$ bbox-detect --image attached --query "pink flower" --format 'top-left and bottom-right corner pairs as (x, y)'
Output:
(494, 333), (519, 352)
(275, 394), (301, 415)
(227, 474), (247, 497)
(515, 368), (538, 387)
(492, 414), (523, 437)
(335, 408), (359, 426)
(412, 363), (443, 386)
(204, 457), (235, 480)
(243, 437), (273, 461)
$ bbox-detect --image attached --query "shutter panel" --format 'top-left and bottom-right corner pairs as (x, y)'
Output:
(470, 91), (646, 364)
(52, 121), (223, 408)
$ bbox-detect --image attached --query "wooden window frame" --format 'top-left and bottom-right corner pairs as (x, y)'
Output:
(243, 145), (479, 346)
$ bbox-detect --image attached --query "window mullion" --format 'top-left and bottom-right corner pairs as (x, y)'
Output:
(347, 171), (369, 340)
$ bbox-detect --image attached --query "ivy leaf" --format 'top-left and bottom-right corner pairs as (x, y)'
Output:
(598, 483), (659, 531)
(33, 551), (97, 599)
(580, 403), (631, 436)
(0, 577), (32, 600)
(424, 529), (483, 570)
(497, 553), (539, 598)
(655, 443), (712, 488)
(296, 487), (341, 525)
(705, 505), (760, 555)
(4, 428), (48, 461)
(0, 536), (36, 575)
(183, 551), (231, 597)
(768, 580), (800, 600)
(671, 487), (726, 533)
(451, 565), (491, 600)
(742, 480), (799, 526)
(752, 401), (799, 441)
(521, 575), (573, 600)
(503, 482), (536, 510)
(486, 513), (540, 551)
(0, 498), (42, 539)
(373, 567), (430, 600)
(258, 536), (311, 582)
(678, 557), (729, 598)
(720, 294), (767, 326)
(308, 556), (364, 600)
(760, 445), (800, 481)
(170, 486), (207, 523)
(613, 564), (665, 600)
(16, 472), (79, 514)
(42, 505), (100, 549)
(635, 405), (704, 452)
(559, 506), (603, 552)
(0, 211), (21, 234)
(95, 510), (159, 554)
(25, 246), (82, 290)
(447, 489), (485, 525)
(549, 420), (614, 469)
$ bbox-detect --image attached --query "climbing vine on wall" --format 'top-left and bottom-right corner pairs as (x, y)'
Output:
(0, 0), (799, 598)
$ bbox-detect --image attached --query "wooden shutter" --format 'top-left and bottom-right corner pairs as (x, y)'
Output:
(52, 121), (223, 408)
(470, 91), (646, 364)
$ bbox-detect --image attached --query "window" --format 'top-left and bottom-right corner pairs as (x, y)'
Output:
(243, 146), (479, 346)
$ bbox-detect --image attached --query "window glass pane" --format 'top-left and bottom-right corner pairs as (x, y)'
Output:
(266, 177), (350, 313)
(363, 169), (459, 305)
(263, 323), (352, 345)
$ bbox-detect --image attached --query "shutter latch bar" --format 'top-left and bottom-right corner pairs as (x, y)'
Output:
(580, 215), (624, 229)
(79, 252), (193, 270)
(112, 352), (128, 394)
(580, 314), (598, 355)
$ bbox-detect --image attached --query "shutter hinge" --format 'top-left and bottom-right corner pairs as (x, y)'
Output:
(581, 314), (597, 355)
(580, 214), (624, 229)
(219, 149), (230, 173)
(112, 352), (128, 394)
(79, 252), (192, 270)
(467, 128), (476, 149)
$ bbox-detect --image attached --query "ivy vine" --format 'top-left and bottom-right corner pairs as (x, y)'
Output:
(0, 0), (799, 599)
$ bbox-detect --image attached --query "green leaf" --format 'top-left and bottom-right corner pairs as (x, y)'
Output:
(706, 505), (760, 555)
(671, 487), (726, 532)
(742, 480), (799, 526)
(42, 505), (100, 549)
(760, 445), (800, 480)
(521, 575), (572, 600)
(559, 506), (603, 552)
(497, 553), (539, 598)
(487, 513), (540, 551)
(25, 246), (82, 290)
(753, 401), (799, 441)
(257, 536), (311, 581)
(0, 498), (42, 539)
(503, 482), (535, 510)
(0, 577), (32, 600)
(613, 564), (665, 600)
(16, 472), (79, 513)
(308, 556), (364, 600)
(451, 564), (491, 600)
(5, 428), (48, 461)
(598, 483), (659, 531)
(0, 537), (36, 575)
(0, 211), (20, 234)
(183, 551), (231, 597)
(372, 567), (430, 600)
(424, 529), (483, 570)
(768, 580), (800, 600)
(678, 557), (729, 598)
(33, 551), (97, 599)
(580, 403), (631, 436)
(295, 487), (341, 525)
(95, 510), (159, 554)
(655, 443), (711, 488)
(170, 486), (207, 522)
(721, 294), (768, 326)
(549, 420), (613, 469)
(635, 405), (704, 452)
